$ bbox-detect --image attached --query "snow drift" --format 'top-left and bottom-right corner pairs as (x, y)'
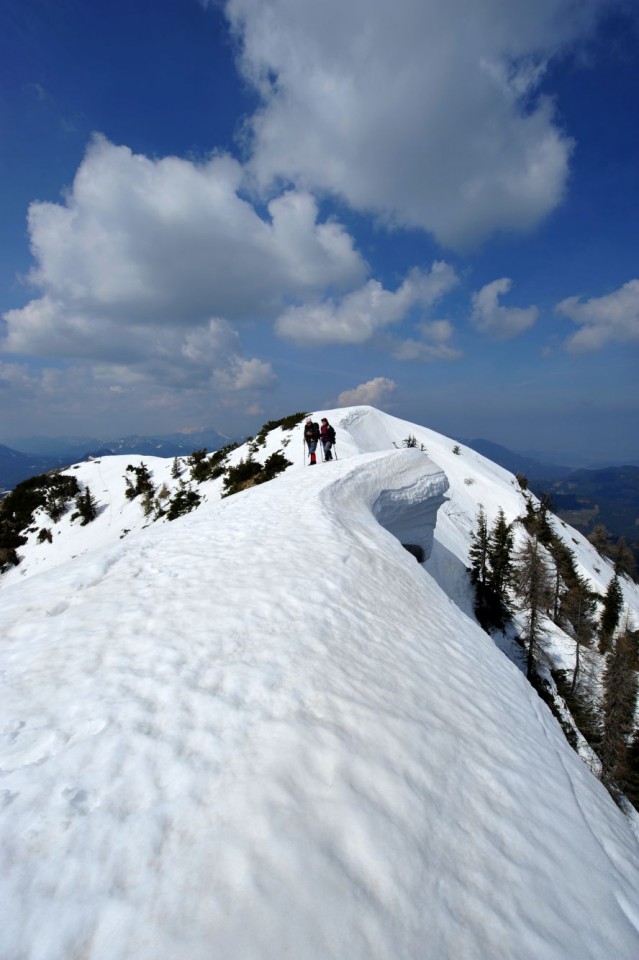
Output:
(1, 406), (639, 960)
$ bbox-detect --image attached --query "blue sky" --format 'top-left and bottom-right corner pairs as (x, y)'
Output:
(1, 0), (638, 462)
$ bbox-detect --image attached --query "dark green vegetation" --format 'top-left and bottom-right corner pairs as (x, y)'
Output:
(222, 451), (293, 497)
(0, 472), (80, 571)
(71, 487), (99, 526)
(469, 493), (639, 814)
(165, 486), (202, 521)
(469, 506), (514, 632)
(0, 428), (237, 492)
(187, 444), (241, 484)
(253, 412), (309, 445)
(124, 463), (155, 500)
(133, 414), (302, 522)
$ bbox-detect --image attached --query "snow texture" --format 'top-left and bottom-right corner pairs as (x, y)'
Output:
(1, 406), (639, 959)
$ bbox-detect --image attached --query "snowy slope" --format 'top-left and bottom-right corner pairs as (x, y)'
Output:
(1, 407), (639, 960)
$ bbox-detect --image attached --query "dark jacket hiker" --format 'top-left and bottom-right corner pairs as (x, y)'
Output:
(320, 418), (336, 461)
(304, 418), (320, 464)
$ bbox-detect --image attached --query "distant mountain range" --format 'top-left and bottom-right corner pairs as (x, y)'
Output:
(0, 444), (67, 493)
(459, 438), (574, 482)
(0, 428), (235, 493)
(2, 431), (637, 559)
(461, 438), (639, 476)
(461, 438), (639, 558)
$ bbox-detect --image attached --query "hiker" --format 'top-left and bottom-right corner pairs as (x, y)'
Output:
(320, 418), (336, 461)
(304, 417), (320, 465)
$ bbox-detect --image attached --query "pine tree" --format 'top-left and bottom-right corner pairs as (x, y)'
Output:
(599, 573), (623, 653)
(588, 523), (611, 554)
(550, 542), (578, 625)
(560, 575), (598, 693)
(514, 534), (554, 680)
(486, 508), (514, 600)
(614, 538), (636, 580)
(75, 487), (98, 525)
(166, 485), (202, 520)
(521, 494), (555, 546)
(469, 506), (513, 632)
(600, 628), (639, 790)
(124, 463), (154, 500)
(469, 505), (489, 586)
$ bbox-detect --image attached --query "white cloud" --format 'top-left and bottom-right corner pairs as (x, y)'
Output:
(2, 295), (275, 392)
(275, 262), (458, 346)
(214, 356), (277, 391)
(391, 319), (462, 361)
(226, 0), (610, 248)
(2, 136), (370, 397)
(470, 278), (538, 339)
(556, 280), (639, 351)
(16, 136), (365, 327)
(0, 360), (38, 393)
(337, 377), (397, 407)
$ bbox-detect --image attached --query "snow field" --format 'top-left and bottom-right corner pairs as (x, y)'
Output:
(1, 407), (639, 958)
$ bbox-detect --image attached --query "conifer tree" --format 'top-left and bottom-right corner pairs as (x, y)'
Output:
(588, 524), (611, 554)
(560, 575), (598, 693)
(486, 508), (514, 600)
(614, 538), (636, 580)
(469, 506), (513, 631)
(514, 534), (554, 680)
(124, 463), (154, 499)
(600, 628), (639, 789)
(469, 505), (489, 586)
(75, 487), (98, 525)
(550, 542), (578, 624)
(526, 494), (554, 546)
(599, 573), (623, 653)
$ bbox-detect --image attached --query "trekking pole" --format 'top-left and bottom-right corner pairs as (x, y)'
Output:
(303, 435), (307, 466)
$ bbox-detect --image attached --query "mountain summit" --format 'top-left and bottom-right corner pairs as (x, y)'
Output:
(1, 406), (638, 959)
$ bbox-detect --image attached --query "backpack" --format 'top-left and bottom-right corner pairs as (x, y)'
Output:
(327, 425), (336, 443)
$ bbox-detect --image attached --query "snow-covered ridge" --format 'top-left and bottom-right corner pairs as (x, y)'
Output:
(1, 406), (639, 959)
(3, 404), (637, 615)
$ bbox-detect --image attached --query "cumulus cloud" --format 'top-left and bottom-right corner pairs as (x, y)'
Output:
(0, 357), (272, 437)
(2, 293), (276, 394)
(470, 278), (538, 339)
(225, 0), (609, 247)
(275, 261), (457, 346)
(14, 136), (365, 326)
(336, 377), (397, 407)
(391, 319), (462, 361)
(556, 280), (639, 351)
(1, 136), (371, 398)
(213, 356), (277, 391)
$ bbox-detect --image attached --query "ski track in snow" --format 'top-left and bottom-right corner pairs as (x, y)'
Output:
(1, 406), (639, 960)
